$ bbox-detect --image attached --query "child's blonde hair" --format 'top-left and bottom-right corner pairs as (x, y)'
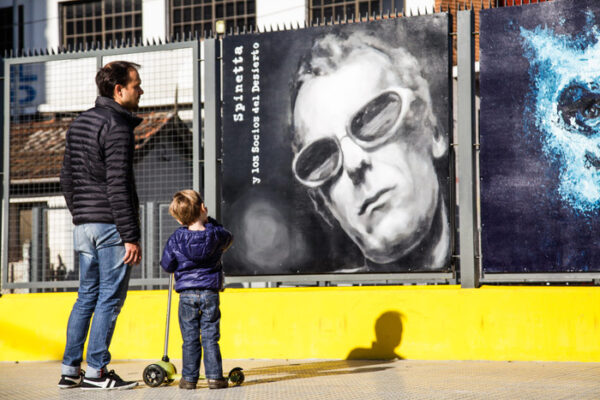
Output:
(169, 189), (203, 226)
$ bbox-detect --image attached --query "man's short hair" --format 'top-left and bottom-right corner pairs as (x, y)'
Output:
(169, 189), (204, 226)
(95, 61), (141, 98)
(290, 31), (435, 153)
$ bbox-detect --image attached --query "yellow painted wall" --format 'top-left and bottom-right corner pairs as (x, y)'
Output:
(1, 285), (599, 362)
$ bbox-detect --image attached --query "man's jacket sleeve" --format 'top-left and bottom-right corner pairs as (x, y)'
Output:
(60, 130), (74, 214)
(103, 121), (140, 243)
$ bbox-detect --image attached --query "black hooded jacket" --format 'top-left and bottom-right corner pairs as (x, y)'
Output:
(60, 96), (142, 243)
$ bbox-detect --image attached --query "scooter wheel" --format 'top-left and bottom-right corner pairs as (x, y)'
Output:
(228, 367), (245, 386)
(143, 364), (167, 387)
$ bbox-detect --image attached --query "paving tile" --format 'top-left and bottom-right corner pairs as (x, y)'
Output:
(1, 359), (599, 400)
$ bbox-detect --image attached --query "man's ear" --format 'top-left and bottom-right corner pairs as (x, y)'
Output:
(431, 121), (448, 159)
(113, 84), (123, 100)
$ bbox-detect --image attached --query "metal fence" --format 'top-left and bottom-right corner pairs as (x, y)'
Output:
(2, 39), (201, 292)
(2, 2), (599, 293)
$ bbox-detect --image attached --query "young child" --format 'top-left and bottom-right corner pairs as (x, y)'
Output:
(160, 189), (233, 390)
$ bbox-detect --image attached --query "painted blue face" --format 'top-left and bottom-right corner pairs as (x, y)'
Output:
(521, 24), (600, 214)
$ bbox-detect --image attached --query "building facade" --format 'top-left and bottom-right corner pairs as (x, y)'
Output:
(0, 0), (438, 55)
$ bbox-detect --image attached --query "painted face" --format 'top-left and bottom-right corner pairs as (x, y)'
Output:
(522, 25), (600, 213)
(293, 49), (441, 263)
(116, 68), (143, 111)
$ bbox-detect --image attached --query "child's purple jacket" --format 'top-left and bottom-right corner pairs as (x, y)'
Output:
(160, 217), (233, 292)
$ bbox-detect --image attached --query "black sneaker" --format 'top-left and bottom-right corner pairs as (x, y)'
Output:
(80, 370), (138, 390)
(58, 370), (84, 389)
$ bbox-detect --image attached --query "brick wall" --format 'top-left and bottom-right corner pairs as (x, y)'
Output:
(434, 0), (551, 63)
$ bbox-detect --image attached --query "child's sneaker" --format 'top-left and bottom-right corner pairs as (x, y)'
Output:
(207, 378), (228, 389)
(57, 370), (85, 389)
(80, 370), (138, 390)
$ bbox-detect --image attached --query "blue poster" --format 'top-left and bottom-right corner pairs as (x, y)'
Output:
(480, 0), (600, 272)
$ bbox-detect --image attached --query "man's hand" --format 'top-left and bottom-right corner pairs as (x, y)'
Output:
(124, 242), (142, 265)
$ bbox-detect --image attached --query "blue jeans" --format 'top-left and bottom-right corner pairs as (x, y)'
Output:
(178, 289), (223, 382)
(61, 223), (131, 378)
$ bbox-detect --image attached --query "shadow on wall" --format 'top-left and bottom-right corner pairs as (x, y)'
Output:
(346, 311), (404, 360)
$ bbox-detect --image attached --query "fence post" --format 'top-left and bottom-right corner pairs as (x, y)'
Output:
(457, 9), (480, 288)
(203, 39), (221, 219)
(31, 207), (44, 293)
(193, 41), (202, 194)
(144, 201), (155, 290)
(1, 57), (6, 292)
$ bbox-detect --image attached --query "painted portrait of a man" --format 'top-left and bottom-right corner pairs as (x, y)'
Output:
(221, 16), (451, 275)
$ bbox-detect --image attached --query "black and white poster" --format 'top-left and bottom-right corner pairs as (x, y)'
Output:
(221, 15), (452, 275)
(480, 0), (600, 273)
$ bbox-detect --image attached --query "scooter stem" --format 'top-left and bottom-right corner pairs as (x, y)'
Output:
(162, 274), (174, 362)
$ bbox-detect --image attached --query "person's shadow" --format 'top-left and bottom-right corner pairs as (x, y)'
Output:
(346, 311), (404, 360)
(212, 311), (403, 387)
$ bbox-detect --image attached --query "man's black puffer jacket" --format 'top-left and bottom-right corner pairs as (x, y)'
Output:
(60, 96), (142, 243)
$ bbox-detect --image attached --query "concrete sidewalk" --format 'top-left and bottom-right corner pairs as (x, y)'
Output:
(1, 358), (599, 399)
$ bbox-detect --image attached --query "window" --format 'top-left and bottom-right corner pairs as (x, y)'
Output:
(310, 0), (404, 23)
(0, 5), (23, 55)
(60, 0), (143, 49)
(170, 0), (256, 37)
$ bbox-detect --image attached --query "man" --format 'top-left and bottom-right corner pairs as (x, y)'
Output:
(58, 61), (143, 390)
(291, 32), (450, 271)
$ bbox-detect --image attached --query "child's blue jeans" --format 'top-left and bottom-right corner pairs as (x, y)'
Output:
(178, 289), (223, 382)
